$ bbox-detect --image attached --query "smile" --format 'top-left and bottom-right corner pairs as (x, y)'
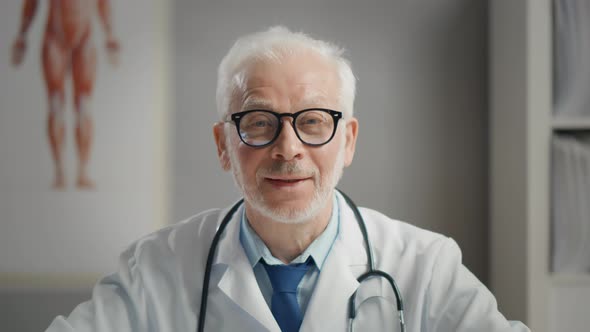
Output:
(265, 177), (311, 186)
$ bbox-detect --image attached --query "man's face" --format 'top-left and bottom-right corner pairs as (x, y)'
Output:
(214, 51), (358, 223)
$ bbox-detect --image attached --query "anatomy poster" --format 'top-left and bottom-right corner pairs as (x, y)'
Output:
(0, 0), (169, 287)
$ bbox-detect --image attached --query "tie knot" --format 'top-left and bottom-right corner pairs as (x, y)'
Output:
(262, 258), (313, 293)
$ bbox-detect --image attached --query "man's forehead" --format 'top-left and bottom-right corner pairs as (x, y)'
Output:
(240, 92), (332, 110)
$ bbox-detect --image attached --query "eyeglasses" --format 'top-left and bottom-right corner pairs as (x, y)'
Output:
(227, 108), (343, 147)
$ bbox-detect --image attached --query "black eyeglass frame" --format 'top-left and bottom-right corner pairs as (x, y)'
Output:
(228, 108), (343, 148)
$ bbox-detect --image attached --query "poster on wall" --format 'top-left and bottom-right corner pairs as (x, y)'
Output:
(0, 0), (169, 287)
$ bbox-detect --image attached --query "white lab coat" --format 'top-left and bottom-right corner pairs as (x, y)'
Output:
(47, 193), (530, 332)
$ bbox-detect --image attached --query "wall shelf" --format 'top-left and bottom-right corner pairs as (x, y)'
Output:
(552, 117), (590, 130)
(551, 273), (590, 286)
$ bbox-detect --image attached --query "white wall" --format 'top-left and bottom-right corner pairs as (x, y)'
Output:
(172, 0), (488, 279)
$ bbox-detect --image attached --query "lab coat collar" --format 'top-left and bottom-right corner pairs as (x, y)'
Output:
(333, 190), (369, 266)
(214, 203), (280, 331)
(213, 192), (368, 331)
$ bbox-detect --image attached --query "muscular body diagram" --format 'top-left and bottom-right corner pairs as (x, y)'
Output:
(12, 0), (120, 190)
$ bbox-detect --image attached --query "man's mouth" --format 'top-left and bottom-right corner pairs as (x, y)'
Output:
(267, 177), (307, 181)
(265, 176), (311, 185)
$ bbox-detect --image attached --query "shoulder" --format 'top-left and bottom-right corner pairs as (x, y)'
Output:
(358, 206), (451, 256)
(351, 206), (464, 281)
(52, 208), (231, 331)
(118, 208), (226, 276)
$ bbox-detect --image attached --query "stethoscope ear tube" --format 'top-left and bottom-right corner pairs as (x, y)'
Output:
(197, 198), (244, 332)
(338, 189), (406, 332)
(336, 189), (375, 270)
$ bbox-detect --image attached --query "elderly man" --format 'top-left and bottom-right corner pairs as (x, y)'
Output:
(47, 27), (529, 331)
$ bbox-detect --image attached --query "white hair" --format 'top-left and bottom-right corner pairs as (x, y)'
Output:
(216, 26), (356, 119)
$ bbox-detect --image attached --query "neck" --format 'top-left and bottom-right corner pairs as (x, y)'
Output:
(245, 194), (334, 264)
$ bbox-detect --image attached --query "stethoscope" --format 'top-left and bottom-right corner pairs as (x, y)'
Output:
(197, 189), (406, 332)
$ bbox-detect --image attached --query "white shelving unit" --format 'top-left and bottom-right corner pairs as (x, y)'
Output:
(491, 1), (590, 332)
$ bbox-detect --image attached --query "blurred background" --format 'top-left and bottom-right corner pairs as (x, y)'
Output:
(0, 1), (586, 332)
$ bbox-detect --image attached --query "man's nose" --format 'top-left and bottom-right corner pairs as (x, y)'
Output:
(270, 120), (304, 161)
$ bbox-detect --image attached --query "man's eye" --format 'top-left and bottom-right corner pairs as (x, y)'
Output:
(303, 118), (319, 125)
(253, 120), (270, 127)
(245, 119), (272, 128)
(299, 115), (325, 126)
(242, 114), (275, 130)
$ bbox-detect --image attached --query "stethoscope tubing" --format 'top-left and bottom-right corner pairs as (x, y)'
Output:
(338, 190), (406, 332)
(197, 198), (244, 332)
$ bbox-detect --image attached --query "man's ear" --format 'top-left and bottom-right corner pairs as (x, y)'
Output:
(213, 122), (231, 171)
(343, 117), (358, 167)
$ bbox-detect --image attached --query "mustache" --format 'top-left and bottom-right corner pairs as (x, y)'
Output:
(257, 162), (315, 177)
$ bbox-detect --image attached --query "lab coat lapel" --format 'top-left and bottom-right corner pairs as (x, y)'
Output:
(299, 192), (368, 331)
(299, 239), (359, 331)
(213, 206), (279, 331)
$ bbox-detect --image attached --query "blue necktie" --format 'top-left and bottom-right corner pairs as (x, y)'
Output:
(262, 258), (313, 332)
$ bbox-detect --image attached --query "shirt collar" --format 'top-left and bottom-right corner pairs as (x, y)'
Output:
(239, 192), (340, 270)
